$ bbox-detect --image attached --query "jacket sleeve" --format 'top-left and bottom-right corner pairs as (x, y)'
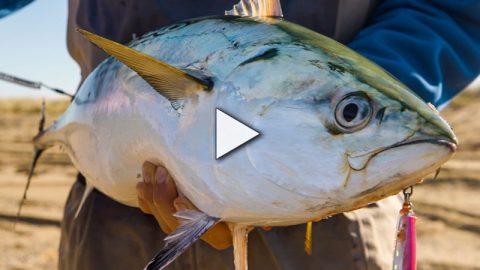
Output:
(348, 0), (480, 107)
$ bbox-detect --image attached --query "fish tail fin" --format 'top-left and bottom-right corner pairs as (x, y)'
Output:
(32, 100), (67, 151)
(144, 210), (219, 270)
(15, 99), (49, 226)
(29, 99), (90, 219)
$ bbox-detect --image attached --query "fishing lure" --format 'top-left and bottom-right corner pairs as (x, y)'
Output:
(393, 186), (416, 270)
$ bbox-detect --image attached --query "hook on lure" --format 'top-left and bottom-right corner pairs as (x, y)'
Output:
(402, 186), (413, 206)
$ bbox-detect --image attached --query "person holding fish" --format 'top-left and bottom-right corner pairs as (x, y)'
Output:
(30, 0), (478, 269)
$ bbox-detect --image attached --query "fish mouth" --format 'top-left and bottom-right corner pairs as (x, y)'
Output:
(347, 136), (457, 171)
(392, 138), (456, 152)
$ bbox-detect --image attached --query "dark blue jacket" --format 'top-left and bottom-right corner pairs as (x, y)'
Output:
(349, 0), (480, 107)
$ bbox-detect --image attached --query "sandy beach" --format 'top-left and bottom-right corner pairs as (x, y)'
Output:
(0, 95), (479, 270)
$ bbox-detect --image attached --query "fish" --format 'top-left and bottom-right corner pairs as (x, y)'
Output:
(23, 0), (457, 269)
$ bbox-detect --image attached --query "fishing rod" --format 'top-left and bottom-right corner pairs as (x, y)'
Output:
(0, 71), (74, 98)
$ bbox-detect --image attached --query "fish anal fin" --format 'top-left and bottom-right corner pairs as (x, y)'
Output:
(226, 0), (283, 18)
(77, 29), (212, 106)
(228, 223), (253, 270)
(144, 210), (219, 270)
(74, 183), (94, 218)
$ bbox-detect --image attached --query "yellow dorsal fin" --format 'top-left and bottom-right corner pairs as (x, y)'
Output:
(77, 29), (211, 105)
(225, 0), (283, 18)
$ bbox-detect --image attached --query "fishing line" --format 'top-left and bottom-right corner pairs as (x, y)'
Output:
(0, 71), (74, 98)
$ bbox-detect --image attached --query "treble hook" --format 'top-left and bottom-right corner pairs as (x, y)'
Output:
(403, 185), (414, 203)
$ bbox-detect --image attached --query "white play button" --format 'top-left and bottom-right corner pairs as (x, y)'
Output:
(216, 109), (260, 159)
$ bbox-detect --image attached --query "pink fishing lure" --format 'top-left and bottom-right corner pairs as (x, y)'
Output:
(392, 202), (416, 270)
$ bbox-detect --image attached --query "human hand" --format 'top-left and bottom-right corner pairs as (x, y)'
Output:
(136, 161), (232, 250)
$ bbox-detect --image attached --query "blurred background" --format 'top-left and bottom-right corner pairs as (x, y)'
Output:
(0, 0), (479, 269)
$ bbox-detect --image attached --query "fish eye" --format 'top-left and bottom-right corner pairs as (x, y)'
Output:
(334, 93), (372, 132)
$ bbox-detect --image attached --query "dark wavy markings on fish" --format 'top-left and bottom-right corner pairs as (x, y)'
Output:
(74, 63), (116, 105)
(309, 59), (325, 70)
(128, 21), (194, 47)
(127, 16), (253, 48)
(327, 62), (346, 74)
(239, 48), (279, 66)
(219, 15), (260, 24)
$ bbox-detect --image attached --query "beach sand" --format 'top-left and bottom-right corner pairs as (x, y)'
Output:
(0, 95), (479, 269)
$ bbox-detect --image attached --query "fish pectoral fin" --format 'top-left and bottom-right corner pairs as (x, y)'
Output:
(225, 0), (283, 18)
(144, 210), (219, 270)
(77, 29), (212, 108)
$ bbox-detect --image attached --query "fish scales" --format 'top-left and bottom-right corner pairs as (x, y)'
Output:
(51, 17), (339, 224)
(38, 16), (456, 227)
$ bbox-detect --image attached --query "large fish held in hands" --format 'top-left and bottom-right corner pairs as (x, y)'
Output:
(27, 0), (457, 269)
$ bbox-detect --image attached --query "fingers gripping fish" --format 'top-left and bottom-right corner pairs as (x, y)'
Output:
(25, 0), (457, 269)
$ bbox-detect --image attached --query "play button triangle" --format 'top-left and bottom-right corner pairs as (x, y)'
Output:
(216, 109), (260, 159)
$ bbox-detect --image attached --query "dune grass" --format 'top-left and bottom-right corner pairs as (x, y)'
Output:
(0, 98), (70, 115)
